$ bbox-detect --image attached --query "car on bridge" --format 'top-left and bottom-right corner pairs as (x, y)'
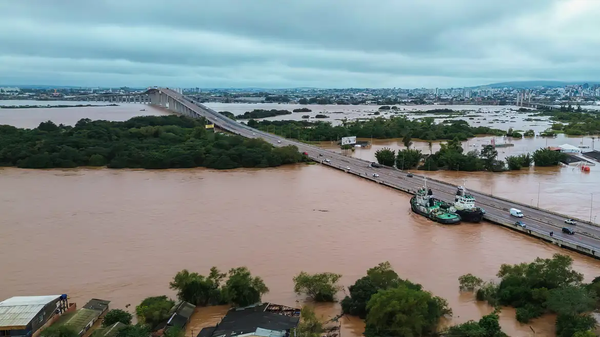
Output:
(407, 173), (413, 178)
(372, 173), (380, 178)
(515, 221), (527, 228)
(565, 218), (577, 225)
(324, 159), (331, 163)
(562, 227), (575, 235)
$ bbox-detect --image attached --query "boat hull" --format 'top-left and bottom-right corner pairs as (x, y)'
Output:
(410, 197), (461, 225)
(455, 209), (485, 223)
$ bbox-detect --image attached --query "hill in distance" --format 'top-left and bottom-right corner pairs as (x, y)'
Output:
(478, 80), (600, 89)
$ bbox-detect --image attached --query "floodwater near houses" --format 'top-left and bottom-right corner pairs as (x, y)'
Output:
(1, 103), (600, 337)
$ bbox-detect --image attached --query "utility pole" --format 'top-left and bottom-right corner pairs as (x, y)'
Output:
(537, 182), (541, 208)
(591, 193), (594, 222)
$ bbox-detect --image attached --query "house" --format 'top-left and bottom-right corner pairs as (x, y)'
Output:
(0, 295), (70, 337)
(54, 299), (110, 336)
(153, 301), (195, 335)
(558, 144), (581, 153)
(197, 303), (300, 337)
(166, 302), (195, 330)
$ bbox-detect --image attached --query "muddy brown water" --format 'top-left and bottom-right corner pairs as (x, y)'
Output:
(2, 166), (600, 337)
(1, 104), (600, 337)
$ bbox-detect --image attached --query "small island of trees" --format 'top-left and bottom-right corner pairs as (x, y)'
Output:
(293, 108), (312, 113)
(236, 109), (292, 119)
(374, 138), (566, 172)
(0, 116), (306, 169)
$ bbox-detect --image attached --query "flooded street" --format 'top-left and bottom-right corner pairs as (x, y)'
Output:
(2, 166), (600, 337)
(1, 103), (600, 337)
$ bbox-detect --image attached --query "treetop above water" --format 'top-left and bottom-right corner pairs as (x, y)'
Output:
(0, 115), (306, 170)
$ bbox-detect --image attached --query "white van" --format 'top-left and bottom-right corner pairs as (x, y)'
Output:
(510, 208), (524, 218)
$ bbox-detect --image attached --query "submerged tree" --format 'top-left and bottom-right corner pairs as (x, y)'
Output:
(221, 267), (269, 307)
(293, 272), (342, 302)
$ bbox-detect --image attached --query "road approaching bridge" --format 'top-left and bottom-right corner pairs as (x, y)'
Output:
(150, 88), (600, 258)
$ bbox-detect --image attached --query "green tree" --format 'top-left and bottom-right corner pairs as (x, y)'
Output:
(88, 154), (107, 166)
(396, 149), (422, 170)
(402, 133), (413, 149)
(135, 296), (174, 328)
(364, 285), (451, 337)
(116, 324), (150, 337)
(222, 267), (269, 307)
(374, 147), (395, 166)
(445, 311), (507, 337)
(102, 309), (133, 327)
(556, 314), (597, 337)
(480, 145), (498, 171)
(294, 306), (323, 337)
(164, 327), (184, 337)
(341, 262), (414, 318)
(40, 325), (79, 337)
(459, 273), (484, 291)
(505, 156), (523, 170)
(169, 268), (225, 306)
(545, 286), (596, 316)
(524, 129), (535, 137)
(572, 331), (596, 337)
(293, 272), (342, 302)
(533, 148), (567, 166)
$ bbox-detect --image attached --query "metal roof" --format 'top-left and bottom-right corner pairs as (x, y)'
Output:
(0, 296), (61, 328)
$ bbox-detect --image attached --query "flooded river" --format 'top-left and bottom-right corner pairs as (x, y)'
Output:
(1, 103), (600, 337)
(2, 166), (600, 337)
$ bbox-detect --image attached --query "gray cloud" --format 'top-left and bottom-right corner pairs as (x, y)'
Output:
(0, 0), (598, 88)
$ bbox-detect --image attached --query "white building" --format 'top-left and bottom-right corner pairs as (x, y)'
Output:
(558, 144), (581, 153)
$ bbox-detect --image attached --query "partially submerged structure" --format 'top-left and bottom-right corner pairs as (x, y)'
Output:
(198, 303), (300, 337)
(0, 295), (70, 337)
(54, 299), (110, 336)
(154, 301), (195, 334)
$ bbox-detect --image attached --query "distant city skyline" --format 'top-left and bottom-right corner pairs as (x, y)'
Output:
(1, 1), (599, 88)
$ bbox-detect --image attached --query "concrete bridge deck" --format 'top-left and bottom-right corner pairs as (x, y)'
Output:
(134, 88), (600, 259)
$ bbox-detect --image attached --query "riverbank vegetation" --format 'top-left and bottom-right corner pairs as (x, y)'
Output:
(538, 106), (600, 136)
(248, 117), (505, 142)
(95, 262), (512, 337)
(459, 254), (599, 337)
(169, 267), (269, 308)
(375, 138), (564, 171)
(0, 116), (307, 169)
(376, 141), (507, 172)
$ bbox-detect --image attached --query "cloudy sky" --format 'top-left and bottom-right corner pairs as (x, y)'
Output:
(0, 0), (598, 88)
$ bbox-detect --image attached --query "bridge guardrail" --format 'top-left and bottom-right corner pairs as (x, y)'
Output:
(485, 213), (598, 255)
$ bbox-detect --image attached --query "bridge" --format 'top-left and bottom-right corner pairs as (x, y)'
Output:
(92, 88), (600, 259)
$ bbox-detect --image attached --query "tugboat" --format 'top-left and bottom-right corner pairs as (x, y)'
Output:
(410, 184), (461, 225)
(453, 186), (485, 223)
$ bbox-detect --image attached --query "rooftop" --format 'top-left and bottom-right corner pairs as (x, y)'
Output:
(82, 299), (110, 313)
(0, 295), (61, 329)
(197, 303), (300, 337)
(56, 308), (102, 333)
(166, 301), (195, 329)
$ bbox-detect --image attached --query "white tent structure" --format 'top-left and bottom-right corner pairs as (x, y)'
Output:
(558, 144), (581, 153)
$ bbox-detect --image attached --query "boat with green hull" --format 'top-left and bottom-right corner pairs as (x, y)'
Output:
(410, 186), (461, 224)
